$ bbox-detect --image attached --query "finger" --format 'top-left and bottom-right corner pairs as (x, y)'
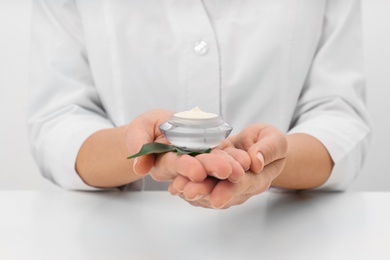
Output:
(132, 156), (154, 176)
(185, 194), (250, 209)
(227, 159), (246, 184)
(209, 149), (245, 182)
(152, 152), (208, 182)
(209, 180), (238, 209)
(130, 138), (171, 176)
(125, 110), (173, 175)
(209, 172), (273, 209)
(149, 152), (177, 181)
(130, 138), (170, 176)
(174, 192), (204, 207)
(182, 177), (219, 201)
(168, 183), (178, 196)
(168, 175), (190, 195)
(186, 200), (210, 209)
(248, 151), (265, 175)
(218, 194), (252, 209)
(126, 127), (156, 175)
(175, 154), (208, 182)
(196, 153), (232, 180)
(222, 147), (251, 171)
(185, 192), (252, 209)
(227, 125), (287, 171)
(183, 193), (215, 209)
(247, 128), (287, 174)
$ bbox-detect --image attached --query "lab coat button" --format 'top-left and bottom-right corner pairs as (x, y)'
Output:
(194, 40), (208, 55)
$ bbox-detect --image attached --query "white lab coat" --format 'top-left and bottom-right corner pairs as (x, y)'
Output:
(28, 0), (371, 191)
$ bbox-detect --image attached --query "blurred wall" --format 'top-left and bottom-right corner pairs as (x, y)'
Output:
(0, 0), (389, 190)
(350, 0), (390, 191)
(0, 0), (58, 190)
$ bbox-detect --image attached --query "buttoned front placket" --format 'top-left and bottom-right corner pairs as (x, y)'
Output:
(172, 0), (221, 115)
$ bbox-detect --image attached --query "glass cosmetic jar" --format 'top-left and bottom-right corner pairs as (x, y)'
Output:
(159, 107), (233, 151)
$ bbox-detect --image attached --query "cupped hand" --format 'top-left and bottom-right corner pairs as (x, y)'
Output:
(149, 144), (250, 184)
(169, 124), (288, 209)
(125, 109), (250, 184)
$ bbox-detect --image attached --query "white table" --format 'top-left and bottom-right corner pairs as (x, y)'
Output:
(1, 191), (389, 260)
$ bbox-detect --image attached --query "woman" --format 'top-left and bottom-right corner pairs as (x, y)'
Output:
(28, 0), (371, 209)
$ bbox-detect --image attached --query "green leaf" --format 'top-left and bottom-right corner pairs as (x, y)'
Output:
(127, 143), (175, 159)
(175, 147), (211, 156)
(127, 143), (212, 159)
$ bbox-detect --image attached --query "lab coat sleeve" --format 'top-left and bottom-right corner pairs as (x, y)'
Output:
(288, 0), (371, 191)
(28, 0), (113, 190)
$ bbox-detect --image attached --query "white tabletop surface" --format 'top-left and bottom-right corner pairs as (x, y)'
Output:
(1, 190), (389, 260)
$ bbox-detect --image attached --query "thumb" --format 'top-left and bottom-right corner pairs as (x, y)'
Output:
(126, 127), (156, 176)
(240, 125), (287, 174)
(125, 110), (173, 175)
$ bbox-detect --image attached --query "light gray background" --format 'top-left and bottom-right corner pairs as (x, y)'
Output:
(1, 1), (389, 191)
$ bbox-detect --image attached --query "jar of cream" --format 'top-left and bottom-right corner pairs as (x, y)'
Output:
(159, 107), (233, 151)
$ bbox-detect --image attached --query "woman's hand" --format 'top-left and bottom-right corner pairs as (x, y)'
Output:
(76, 109), (175, 188)
(168, 124), (288, 209)
(127, 110), (250, 184)
(125, 109), (173, 175)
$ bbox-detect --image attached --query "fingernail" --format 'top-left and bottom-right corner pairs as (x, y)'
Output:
(211, 200), (226, 209)
(171, 190), (181, 196)
(257, 152), (264, 172)
(211, 172), (220, 179)
(187, 195), (204, 201)
(173, 184), (184, 193)
(211, 203), (225, 210)
(212, 171), (227, 180)
(133, 158), (140, 175)
(229, 177), (241, 184)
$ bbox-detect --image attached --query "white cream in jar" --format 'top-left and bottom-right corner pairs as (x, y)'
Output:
(159, 107), (232, 151)
(174, 106), (218, 119)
